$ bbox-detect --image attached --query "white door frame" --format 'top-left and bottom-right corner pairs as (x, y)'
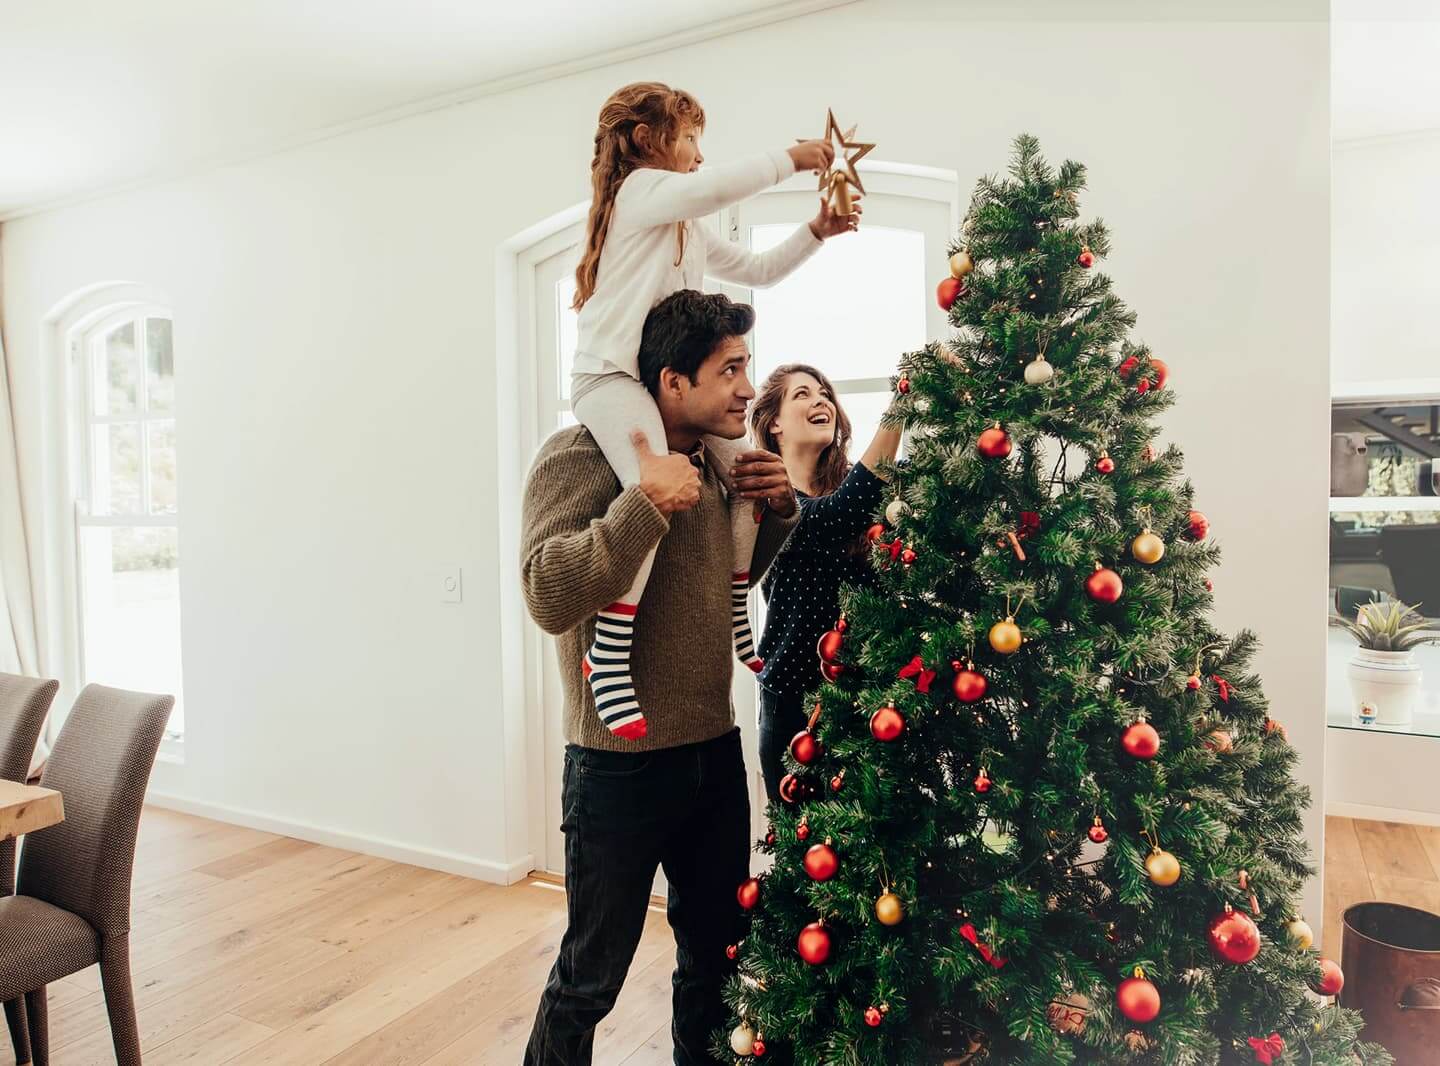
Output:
(498, 163), (960, 880)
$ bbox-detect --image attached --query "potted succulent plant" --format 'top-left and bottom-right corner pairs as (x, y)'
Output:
(1330, 599), (1438, 725)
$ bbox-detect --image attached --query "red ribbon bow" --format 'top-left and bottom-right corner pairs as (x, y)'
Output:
(958, 922), (1007, 968)
(886, 539), (904, 563)
(1211, 675), (1230, 702)
(1247, 1033), (1285, 1064)
(1018, 511), (1041, 538)
(898, 655), (936, 694)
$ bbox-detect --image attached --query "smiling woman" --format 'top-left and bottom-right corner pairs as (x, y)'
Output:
(747, 362), (906, 801)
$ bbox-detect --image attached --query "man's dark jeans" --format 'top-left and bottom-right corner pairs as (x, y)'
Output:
(524, 727), (750, 1065)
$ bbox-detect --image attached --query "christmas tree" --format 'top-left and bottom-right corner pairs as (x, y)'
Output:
(719, 136), (1389, 1066)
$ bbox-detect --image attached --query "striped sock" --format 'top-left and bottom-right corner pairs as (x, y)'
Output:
(583, 603), (647, 740)
(732, 572), (764, 674)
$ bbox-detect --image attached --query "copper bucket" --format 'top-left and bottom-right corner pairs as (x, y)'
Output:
(1341, 902), (1440, 1064)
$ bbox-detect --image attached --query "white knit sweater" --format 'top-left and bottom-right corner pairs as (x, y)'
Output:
(572, 148), (823, 382)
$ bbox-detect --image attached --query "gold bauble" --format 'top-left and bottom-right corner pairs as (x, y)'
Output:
(1286, 917), (1315, 951)
(949, 251), (975, 279)
(1131, 531), (1165, 565)
(875, 892), (905, 926)
(989, 617), (1023, 655)
(1145, 848), (1182, 887)
(730, 1023), (756, 1056)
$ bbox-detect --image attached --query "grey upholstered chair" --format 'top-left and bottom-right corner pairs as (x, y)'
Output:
(0, 672), (59, 1064)
(0, 684), (172, 1066)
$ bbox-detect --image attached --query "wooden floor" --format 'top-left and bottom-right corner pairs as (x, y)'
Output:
(27, 811), (1440, 1064)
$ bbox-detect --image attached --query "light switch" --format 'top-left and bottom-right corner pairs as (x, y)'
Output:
(440, 566), (462, 604)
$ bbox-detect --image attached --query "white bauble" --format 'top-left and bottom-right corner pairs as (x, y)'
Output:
(1024, 357), (1055, 385)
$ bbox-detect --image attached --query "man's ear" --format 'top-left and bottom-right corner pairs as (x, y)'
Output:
(633, 122), (652, 153)
(657, 365), (686, 401)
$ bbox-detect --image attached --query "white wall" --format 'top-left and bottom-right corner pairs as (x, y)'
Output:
(1333, 133), (1440, 388)
(0, 1), (1331, 916)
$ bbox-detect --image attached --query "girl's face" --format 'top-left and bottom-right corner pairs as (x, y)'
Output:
(772, 372), (838, 453)
(670, 124), (704, 172)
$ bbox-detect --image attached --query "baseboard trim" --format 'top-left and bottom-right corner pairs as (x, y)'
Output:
(1327, 800), (1440, 828)
(145, 789), (535, 885)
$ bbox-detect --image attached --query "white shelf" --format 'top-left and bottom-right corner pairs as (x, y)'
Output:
(1330, 496), (1440, 513)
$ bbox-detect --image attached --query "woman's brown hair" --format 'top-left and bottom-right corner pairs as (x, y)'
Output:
(750, 364), (854, 496)
(572, 82), (705, 310)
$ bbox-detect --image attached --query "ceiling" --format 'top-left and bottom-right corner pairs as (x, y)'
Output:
(1, 1), (1436, 220)
(0, 0), (837, 220)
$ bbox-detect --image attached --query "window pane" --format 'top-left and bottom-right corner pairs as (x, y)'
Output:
(92, 423), (142, 515)
(557, 275), (579, 401)
(748, 225), (926, 383)
(149, 420), (177, 515)
(146, 317), (175, 413)
(95, 321), (139, 415)
(835, 390), (895, 465)
(78, 525), (183, 736)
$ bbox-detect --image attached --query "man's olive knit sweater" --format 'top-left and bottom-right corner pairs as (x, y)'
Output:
(520, 426), (799, 752)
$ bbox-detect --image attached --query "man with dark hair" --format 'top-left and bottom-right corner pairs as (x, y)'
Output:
(522, 289), (798, 1065)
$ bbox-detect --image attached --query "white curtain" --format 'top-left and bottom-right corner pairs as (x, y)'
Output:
(1, 325), (49, 776)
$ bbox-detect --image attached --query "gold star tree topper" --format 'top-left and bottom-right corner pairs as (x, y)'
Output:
(812, 108), (873, 216)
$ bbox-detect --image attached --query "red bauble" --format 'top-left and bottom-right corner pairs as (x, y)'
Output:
(752, 1038), (766, 1056)
(952, 664), (988, 703)
(870, 702), (905, 742)
(797, 821), (811, 841)
(1088, 819), (1109, 844)
(1085, 566), (1124, 604)
(1096, 455), (1116, 474)
(865, 1006), (884, 1027)
(897, 374), (911, 395)
(973, 768), (992, 793)
(804, 843), (839, 882)
(1118, 355), (1168, 393)
(866, 522), (886, 544)
(765, 830), (776, 846)
(900, 546), (917, 567)
(819, 660), (845, 682)
(1121, 721), (1161, 759)
(790, 730), (821, 765)
(1186, 510), (1210, 541)
(817, 627), (845, 664)
(1078, 247), (1095, 268)
(797, 922), (832, 965)
(1186, 674), (1202, 691)
(725, 943), (738, 959)
(937, 276), (965, 311)
(1116, 976), (1161, 1023)
(1208, 907), (1262, 965)
(737, 878), (761, 910)
(778, 774), (801, 805)
(1315, 958), (1344, 996)
(977, 425), (1012, 458)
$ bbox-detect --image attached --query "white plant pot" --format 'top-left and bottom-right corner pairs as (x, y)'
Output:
(1346, 648), (1422, 725)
